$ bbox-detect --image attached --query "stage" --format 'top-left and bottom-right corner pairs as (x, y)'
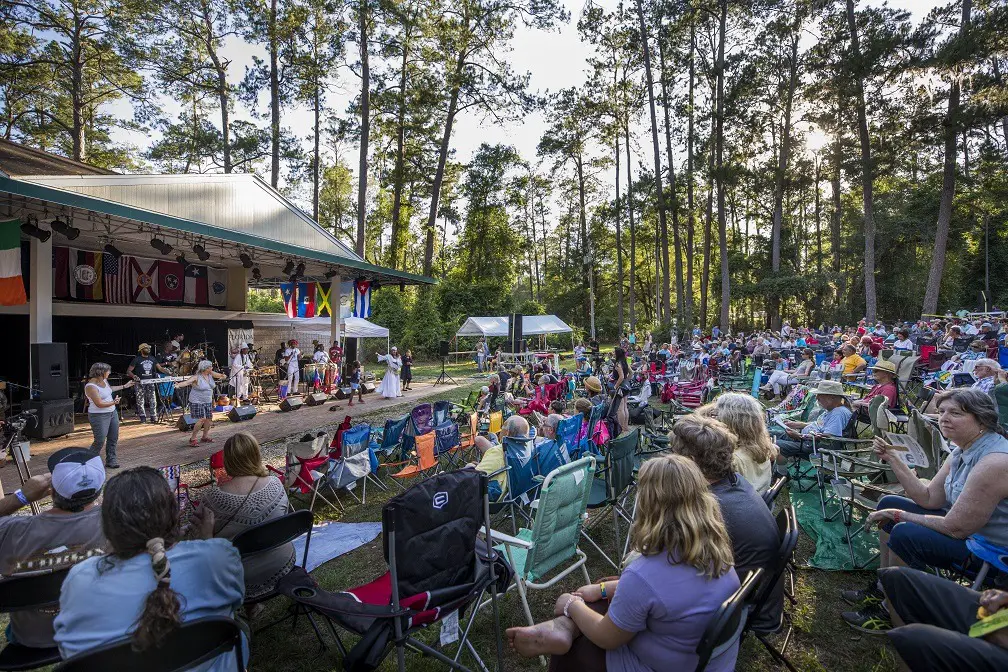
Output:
(1, 381), (464, 493)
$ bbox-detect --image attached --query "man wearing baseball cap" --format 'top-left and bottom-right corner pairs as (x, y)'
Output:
(0, 447), (107, 649)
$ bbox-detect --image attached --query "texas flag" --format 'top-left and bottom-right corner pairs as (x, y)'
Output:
(297, 281), (316, 318)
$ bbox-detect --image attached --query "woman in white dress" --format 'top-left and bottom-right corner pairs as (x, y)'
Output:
(376, 346), (403, 398)
(231, 344), (253, 405)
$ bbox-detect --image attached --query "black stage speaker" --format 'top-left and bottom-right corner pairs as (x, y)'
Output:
(279, 397), (303, 412)
(362, 381), (376, 393)
(31, 343), (68, 401)
(22, 398), (74, 439)
(507, 314), (523, 353)
(334, 387), (352, 400)
(228, 406), (257, 422)
(438, 340), (450, 358)
(305, 392), (328, 407)
(176, 414), (196, 431)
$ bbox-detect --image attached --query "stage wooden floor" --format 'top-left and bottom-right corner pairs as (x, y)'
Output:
(1, 381), (463, 492)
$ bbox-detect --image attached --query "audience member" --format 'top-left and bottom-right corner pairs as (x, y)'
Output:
(703, 393), (778, 492)
(972, 358), (1001, 397)
(471, 415), (531, 501)
(506, 454), (741, 671)
(851, 359), (899, 422)
(201, 432), (295, 603)
(840, 344), (868, 379)
(54, 467), (246, 670)
(0, 449), (106, 649)
(775, 380), (853, 461)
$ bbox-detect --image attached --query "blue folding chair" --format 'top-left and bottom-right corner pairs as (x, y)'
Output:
(533, 439), (569, 480)
(434, 421), (464, 469)
(968, 535), (1008, 589)
(491, 436), (541, 534)
(328, 423), (378, 504)
(556, 415), (581, 455)
(433, 399), (451, 426)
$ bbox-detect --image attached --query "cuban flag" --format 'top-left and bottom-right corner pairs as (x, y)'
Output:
(280, 282), (297, 318)
(354, 279), (372, 318)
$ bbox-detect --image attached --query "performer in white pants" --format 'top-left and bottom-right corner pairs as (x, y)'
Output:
(231, 343), (253, 405)
(284, 339), (301, 396)
(376, 347), (403, 398)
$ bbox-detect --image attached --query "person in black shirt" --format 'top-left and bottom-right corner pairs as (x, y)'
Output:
(274, 342), (286, 369)
(127, 343), (168, 423)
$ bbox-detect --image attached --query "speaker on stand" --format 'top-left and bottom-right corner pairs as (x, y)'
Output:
(433, 340), (456, 387)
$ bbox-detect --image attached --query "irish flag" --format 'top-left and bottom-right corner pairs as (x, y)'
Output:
(0, 218), (27, 306)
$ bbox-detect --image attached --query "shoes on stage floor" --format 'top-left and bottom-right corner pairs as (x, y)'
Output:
(201, 437), (214, 443)
(105, 461), (120, 469)
(188, 439), (199, 447)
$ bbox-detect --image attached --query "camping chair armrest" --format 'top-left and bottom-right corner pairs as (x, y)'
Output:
(841, 455), (895, 472)
(488, 465), (510, 479)
(481, 528), (534, 549)
(266, 465), (285, 477)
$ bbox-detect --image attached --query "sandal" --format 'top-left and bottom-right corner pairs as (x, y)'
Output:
(201, 437), (214, 444)
(188, 439), (199, 447)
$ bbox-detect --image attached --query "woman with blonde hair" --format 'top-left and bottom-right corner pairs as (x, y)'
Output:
(702, 392), (778, 492)
(201, 432), (294, 603)
(506, 454), (741, 671)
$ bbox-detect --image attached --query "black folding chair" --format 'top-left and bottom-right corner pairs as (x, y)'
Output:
(743, 505), (800, 672)
(582, 429), (638, 570)
(55, 616), (246, 671)
(231, 509), (318, 637)
(0, 568), (70, 671)
(762, 476), (787, 509)
(694, 568), (762, 672)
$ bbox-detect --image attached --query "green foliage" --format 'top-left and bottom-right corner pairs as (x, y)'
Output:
(403, 288), (445, 357)
(435, 278), (514, 329)
(247, 288), (285, 313)
(369, 288), (409, 347)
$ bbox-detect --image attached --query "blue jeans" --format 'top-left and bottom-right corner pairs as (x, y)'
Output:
(89, 411), (119, 465)
(877, 495), (968, 571)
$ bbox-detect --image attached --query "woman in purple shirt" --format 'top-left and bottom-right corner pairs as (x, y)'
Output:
(507, 454), (742, 671)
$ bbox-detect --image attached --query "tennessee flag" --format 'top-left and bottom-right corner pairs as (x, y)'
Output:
(297, 282), (316, 317)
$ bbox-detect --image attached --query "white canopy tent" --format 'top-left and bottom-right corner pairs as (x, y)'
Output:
(455, 315), (574, 338)
(245, 312), (390, 353)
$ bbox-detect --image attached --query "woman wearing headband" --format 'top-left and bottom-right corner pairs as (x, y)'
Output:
(54, 467), (246, 669)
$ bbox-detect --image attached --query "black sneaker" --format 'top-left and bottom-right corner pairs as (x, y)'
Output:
(841, 602), (891, 634)
(105, 461), (121, 469)
(841, 582), (884, 607)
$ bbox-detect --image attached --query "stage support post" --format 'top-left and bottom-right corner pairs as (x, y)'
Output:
(330, 276), (342, 344)
(227, 266), (248, 311)
(29, 235), (52, 344)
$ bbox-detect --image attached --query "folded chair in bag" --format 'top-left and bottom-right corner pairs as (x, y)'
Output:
(276, 470), (512, 672)
(328, 424), (380, 505)
(484, 457), (596, 628)
(582, 428), (639, 570)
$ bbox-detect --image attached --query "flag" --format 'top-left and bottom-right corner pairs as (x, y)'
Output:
(297, 281), (316, 318)
(53, 245), (70, 299)
(158, 260), (185, 304)
(354, 279), (371, 317)
(68, 248), (104, 301)
(0, 218), (27, 305)
(207, 267), (227, 307)
(130, 257), (159, 303)
(184, 264), (209, 305)
(280, 282), (296, 318)
(103, 251), (131, 304)
(316, 282), (332, 317)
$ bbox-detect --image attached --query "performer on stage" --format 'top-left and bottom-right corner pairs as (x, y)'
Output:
(231, 343), (253, 405)
(127, 343), (169, 423)
(311, 344), (329, 392)
(175, 360), (227, 447)
(376, 347), (403, 399)
(160, 340), (181, 373)
(283, 339), (301, 396)
(85, 362), (133, 469)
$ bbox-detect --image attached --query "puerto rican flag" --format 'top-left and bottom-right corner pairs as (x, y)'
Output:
(354, 279), (371, 318)
(280, 282), (297, 318)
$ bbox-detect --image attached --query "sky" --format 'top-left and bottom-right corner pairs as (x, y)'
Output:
(112, 0), (944, 200)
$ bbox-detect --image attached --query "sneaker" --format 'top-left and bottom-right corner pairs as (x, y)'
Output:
(841, 582), (884, 607)
(841, 602), (891, 634)
(105, 461), (121, 469)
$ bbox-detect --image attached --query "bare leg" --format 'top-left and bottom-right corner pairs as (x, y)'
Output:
(201, 418), (211, 440)
(506, 616), (580, 658)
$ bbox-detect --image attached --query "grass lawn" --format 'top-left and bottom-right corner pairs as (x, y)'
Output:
(0, 372), (902, 671)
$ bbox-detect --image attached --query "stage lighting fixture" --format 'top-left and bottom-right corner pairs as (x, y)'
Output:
(104, 242), (122, 256)
(192, 242), (211, 262)
(150, 236), (172, 255)
(251, 266), (262, 281)
(20, 219), (51, 242)
(176, 253), (189, 267)
(50, 218), (80, 241)
(324, 269), (339, 279)
(239, 252), (254, 269)
(282, 259), (295, 275)
(294, 262), (305, 277)
(288, 274), (298, 284)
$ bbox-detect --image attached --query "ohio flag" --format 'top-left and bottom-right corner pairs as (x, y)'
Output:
(354, 279), (372, 318)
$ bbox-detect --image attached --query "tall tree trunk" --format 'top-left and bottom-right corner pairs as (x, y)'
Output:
(626, 113), (637, 331)
(831, 116), (843, 308)
(846, 0), (877, 322)
(387, 23), (411, 270)
(634, 0), (669, 325)
(815, 155), (823, 276)
(313, 82), (320, 220)
(71, 10), (85, 161)
(356, 0), (370, 257)
(614, 70), (624, 332)
(659, 32), (684, 328)
(685, 17), (696, 331)
(716, 0), (730, 331)
(700, 91), (715, 329)
(576, 154), (592, 335)
(425, 55), (465, 277)
(923, 0), (971, 315)
(768, 18), (800, 329)
(993, 58), (1008, 149)
(269, 0), (280, 187)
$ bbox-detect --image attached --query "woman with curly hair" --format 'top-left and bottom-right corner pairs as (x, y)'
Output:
(506, 453), (741, 671)
(54, 467), (246, 670)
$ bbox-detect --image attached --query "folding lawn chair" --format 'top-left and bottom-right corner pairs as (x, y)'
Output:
(434, 421), (465, 470)
(388, 432), (439, 487)
(491, 435), (542, 534)
(433, 400), (451, 426)
(483, 457), (596, 633)
(328, 423), (380, 505)
(556, 415), (582, 456)
(457, 412), (479, 462)
(402, 403), (434, 455)
(276, 470), (511, 672)
(582, 428), (639, 570)
(372, 413), (410, 468)
(0, 568), (70, 670)
(267, 432), (343, 513)
(695, 569), (763, 672)
(488, 410), (503, 436)
(533, 438), (570, 479)
(967, 535), (1008, 590)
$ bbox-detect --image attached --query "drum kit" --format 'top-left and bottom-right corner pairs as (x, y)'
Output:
(175, 346), (207, 376)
